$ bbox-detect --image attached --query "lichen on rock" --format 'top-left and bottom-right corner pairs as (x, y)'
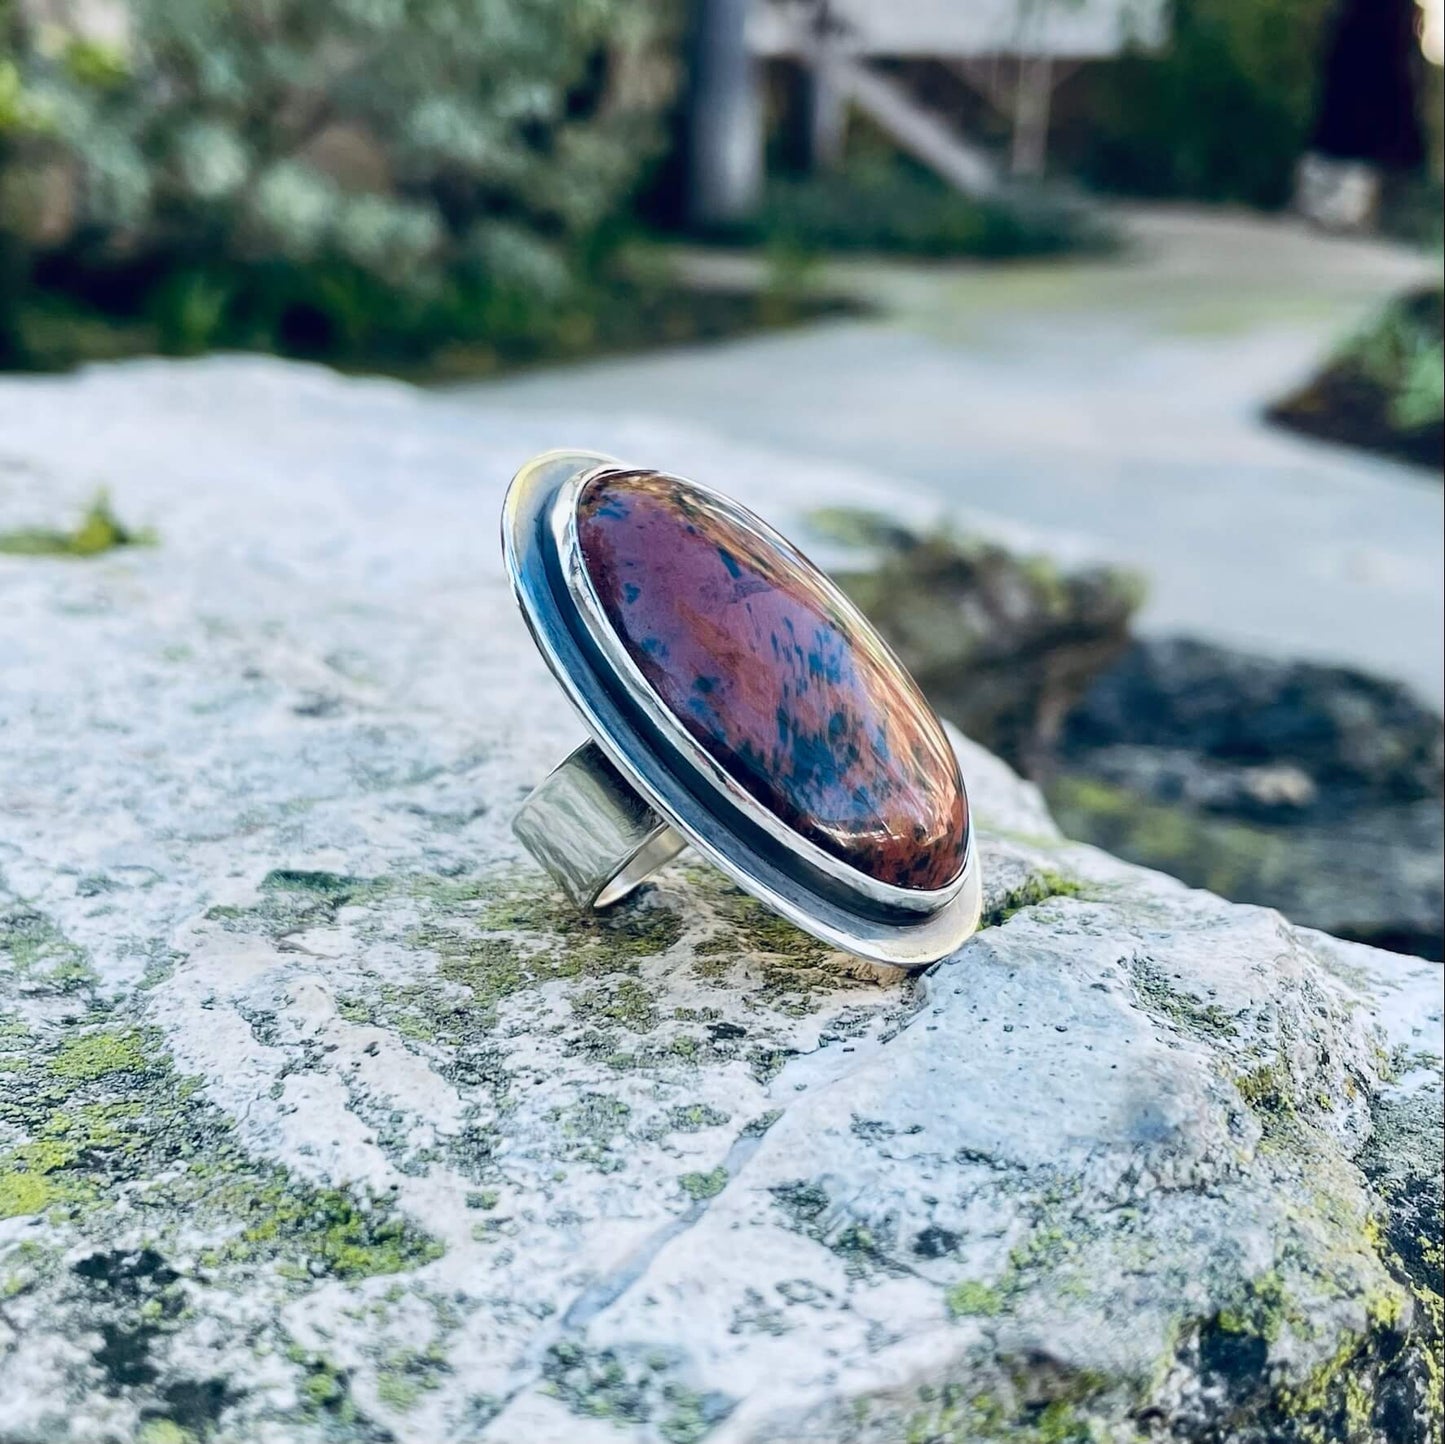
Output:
(0, 358), (1440, 1443)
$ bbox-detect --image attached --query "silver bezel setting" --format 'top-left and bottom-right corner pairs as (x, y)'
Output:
(554, 463), (967, 917)
(502, 449), (981, 968)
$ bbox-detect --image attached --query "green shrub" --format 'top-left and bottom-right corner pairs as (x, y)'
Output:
(0, 0), (678, 364)
(723, 154), (1111, 260)
(1269, 286), (1444, 470)
(1075, 0), (1333, 208)
(1363, 292), (1445, 432)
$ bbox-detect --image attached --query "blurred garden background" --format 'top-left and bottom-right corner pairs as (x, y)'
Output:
(2, 0), (1442, 957)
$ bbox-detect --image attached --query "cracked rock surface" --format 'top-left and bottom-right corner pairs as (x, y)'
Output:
(0, 358), (1440, 1444)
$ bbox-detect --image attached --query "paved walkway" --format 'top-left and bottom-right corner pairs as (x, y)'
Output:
(454, 207), (1444, 703)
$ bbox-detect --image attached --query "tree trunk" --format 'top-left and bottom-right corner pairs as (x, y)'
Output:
(1010, 53), (1054, 178)
(802, 44), (848, 173)
(0, 192), (31, 368)
(688, 0), (764, 227)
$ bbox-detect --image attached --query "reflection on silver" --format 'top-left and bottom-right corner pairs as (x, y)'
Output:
(513, 740), (685, 909)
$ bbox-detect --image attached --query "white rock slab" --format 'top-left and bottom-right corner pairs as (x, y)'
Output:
(0, 358), (1438, 1444)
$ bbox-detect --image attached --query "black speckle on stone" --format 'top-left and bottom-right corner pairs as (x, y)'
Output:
(292, 692), (344, 718)
(1197, 1319), (1269, 1404)
(73, 1248), (179, 1293)
(912, 1225), (961, 1259)
(95, 1321), (161, 1393)
(1374, 1352), (1430, 1444)
(75, 1249), (188, 1398)
(260, 869), (363, 899)
(849, 1117), (895, 1142)
(771, 1180), (830, 1235)
(148, 1376), (242, 1435)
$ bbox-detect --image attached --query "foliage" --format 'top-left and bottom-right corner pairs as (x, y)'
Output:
(821, 510), (1141, 779)
(1269, 286), (1444, 470)
(724, 153), (1112, 260)
(0, 0), (678, 365)
(1358, 290), (1445, 432)
(1074, 0), (1334, 208)
(1379, 174), (1445, 250)
(5, 244), (853, 375)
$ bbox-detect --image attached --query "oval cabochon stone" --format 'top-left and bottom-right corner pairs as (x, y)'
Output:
(575, 471), (968, 891)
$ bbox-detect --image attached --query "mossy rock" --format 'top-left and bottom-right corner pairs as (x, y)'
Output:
(0, 358), (1438, 1443)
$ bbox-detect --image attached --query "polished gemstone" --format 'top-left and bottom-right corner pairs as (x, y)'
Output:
(575, 471), (968, 890)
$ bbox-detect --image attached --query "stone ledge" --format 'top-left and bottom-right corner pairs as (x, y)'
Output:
(0, 359), (1439, 1444)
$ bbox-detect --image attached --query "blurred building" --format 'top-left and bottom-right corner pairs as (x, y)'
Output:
(692, 0), (1167, 221)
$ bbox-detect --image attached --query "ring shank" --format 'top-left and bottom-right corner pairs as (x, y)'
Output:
(513, 740), (685, 908)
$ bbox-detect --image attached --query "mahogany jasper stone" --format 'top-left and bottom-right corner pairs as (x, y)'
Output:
(574, 471), (968, 891)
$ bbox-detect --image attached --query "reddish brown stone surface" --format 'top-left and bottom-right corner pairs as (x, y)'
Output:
(575, 471), (968, 891)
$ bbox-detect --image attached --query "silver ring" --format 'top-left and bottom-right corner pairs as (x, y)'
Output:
(513, 738), (686, 909)
(502, 450), (981, 969)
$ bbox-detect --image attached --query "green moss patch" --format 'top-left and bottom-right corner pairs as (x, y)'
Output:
(1128, 957), (1239, 1041)
(210, 868), (686, 1047)
(0, 491), (155, 558)
(1269, 286), (1443, 472)
(980, 870), (1085, 930)
(678, 1167), (728, 1202)
(1046, 773), (1295, 916)
(1, 1012), (442, 1278)
(50, 1026), (149, 1080)
(944, 1280), (1004, 1319)
(1, 901), (94, 991)
(542, 1342), (735, 1442)
(375, 1345), (449, 1412)
(0, 904), (442, 1436)
(864, 1369), (1110, 1444)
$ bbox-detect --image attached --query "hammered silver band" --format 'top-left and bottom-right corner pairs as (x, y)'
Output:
(513, 740), (686, 908)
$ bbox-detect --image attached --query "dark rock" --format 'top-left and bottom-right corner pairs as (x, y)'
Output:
(824, 515), (1441, 960)
(1066, 744), (1319, 820)
(823, 515), (1141, 780)
(150, 1377), (242, 1434)
(1062, 636), (1443, 806)
(1056, 636), (1444, 958)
